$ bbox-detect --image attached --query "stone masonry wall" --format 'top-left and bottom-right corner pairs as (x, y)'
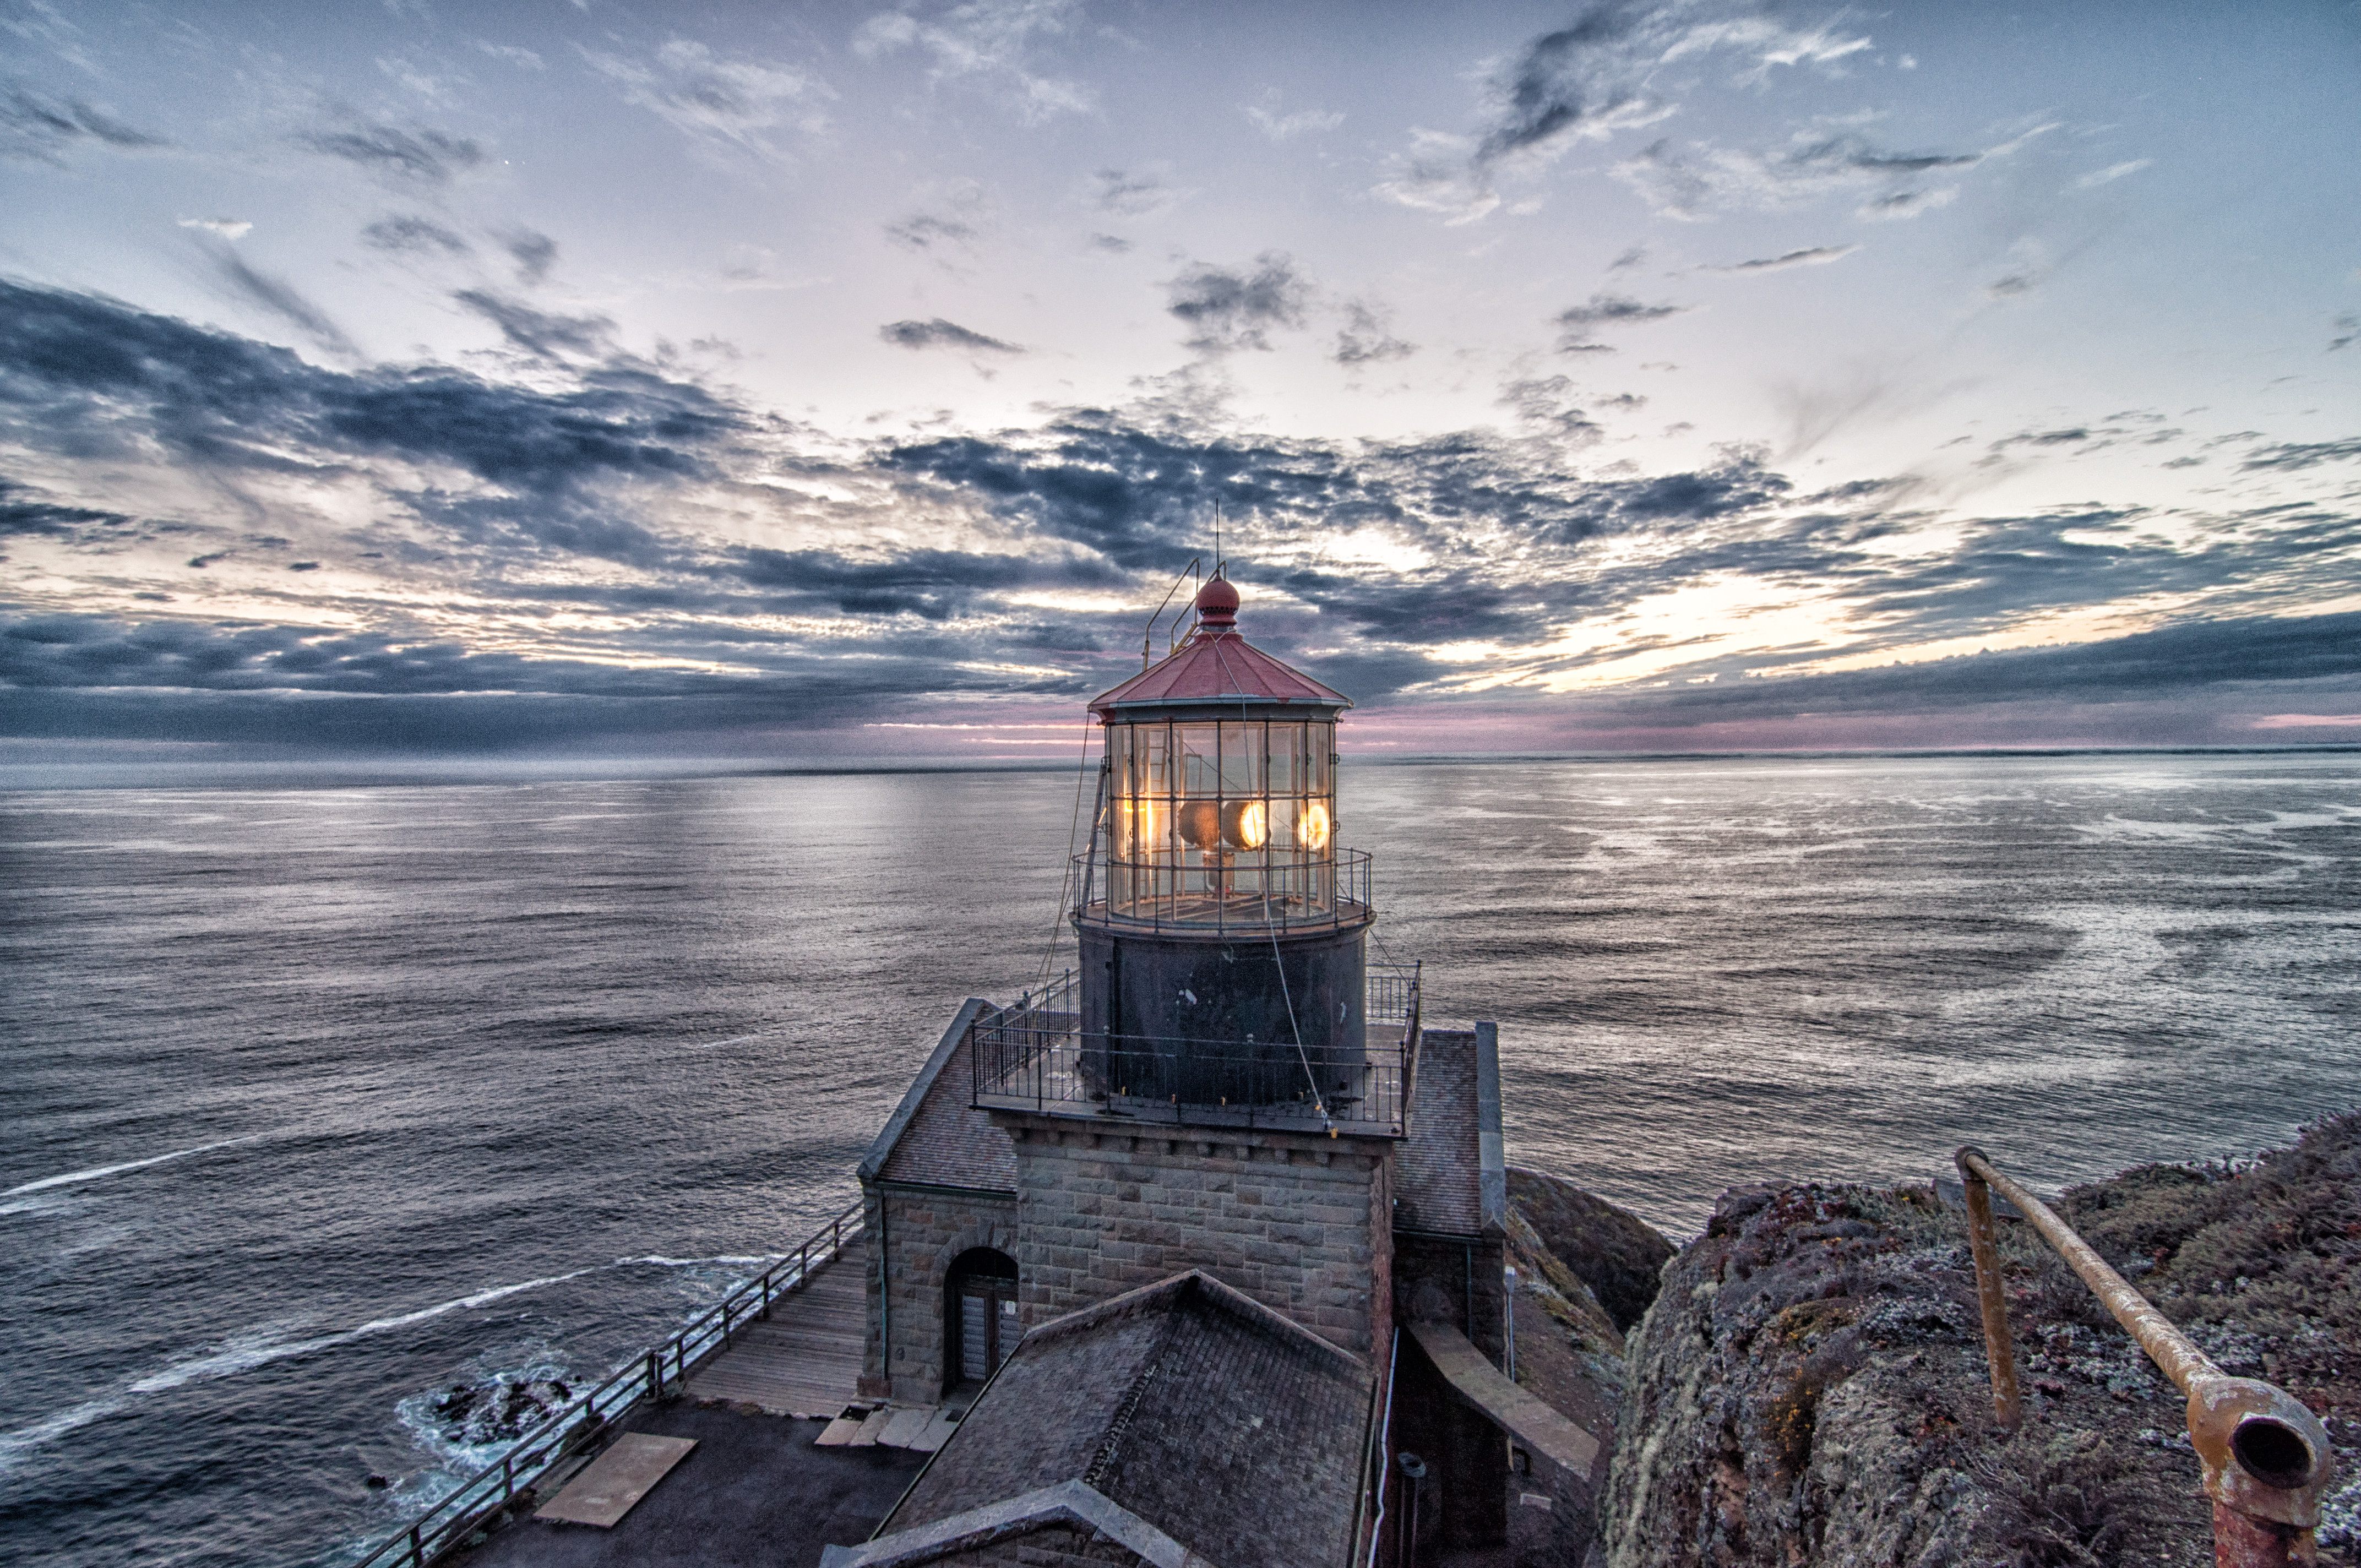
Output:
(861, 1182), (1018, 1404)
(1000, 1117), (1394, 1358)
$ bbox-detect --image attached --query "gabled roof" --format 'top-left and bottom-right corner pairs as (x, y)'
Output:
(869, 1271), (1373, 1568)
(1089, 579), (1350, 718)
(860, 999), (1018, 1194)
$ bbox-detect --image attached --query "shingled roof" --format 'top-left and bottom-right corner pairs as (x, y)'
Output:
(861, 999), (1019, 1194)
(1088, 577), (1350, 718)
(864, 1271), (1375, 1568)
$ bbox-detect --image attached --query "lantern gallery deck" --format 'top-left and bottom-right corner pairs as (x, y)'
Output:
(683, 1233), (869, 1419)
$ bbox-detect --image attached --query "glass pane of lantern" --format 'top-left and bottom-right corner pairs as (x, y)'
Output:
(1266, 795), (1301, 854)
(1143, 723), (1170, 797)
(1177, 723), (1218, 797)
(1218, 722), (1259, 797)
(1267, 725), (1301, 794)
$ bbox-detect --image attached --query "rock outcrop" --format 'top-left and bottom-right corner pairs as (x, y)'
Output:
(1597, 1114), (2361, 1567)
(1503, 1169), (1675, 1565)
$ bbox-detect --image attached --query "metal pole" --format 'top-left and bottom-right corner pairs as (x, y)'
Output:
(1956, 1147), (2333, 1566)
(1955, 1148), (2022, 1429)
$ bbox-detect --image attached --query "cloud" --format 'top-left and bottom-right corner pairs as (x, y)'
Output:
(0, 279), (737, 507)
(0, 85), (164, 165)
(1087, 233), (1132, 254)
(583, 39), (830, 161)
(1554, 292), (1687, 351)
(1376, 1), (1874, 221)
(1244, 90), (1342, 142)
(178, 217), (253, 241)
(1333, 302), (1416, 367)
(475, 41), (545, 70)
(1165, 253), (1310, 353)
(1631, 611), (2361, 727)
(1700, 243), (1859, 274)
(0, 478), (136, 540)
(203, 245), (358, 357)
(504, 230), (557, 286)
(2074, 158), (2151, 189)
(1497, 375), (1604, 442)
(453, 290), (614, 360)
(1613, 125), (1982, 221)
(297, 118), (485, 184)
(885, 212), (978, 253)
(361, 215), (472, 257)
(879, 318), (1022, 354)
(1090, 167), (1179, 219)
(2330, 314), (2359, 354)
(8, 277), (2361, 758)
(853, 0), (1096, 123)
(2239, 438), (2361, 473)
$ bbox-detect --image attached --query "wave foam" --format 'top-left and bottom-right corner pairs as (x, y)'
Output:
(0, 1266), (596, 1477)
(2, 1134), (268, 1199)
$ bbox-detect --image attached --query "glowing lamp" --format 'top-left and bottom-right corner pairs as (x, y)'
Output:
(1221, 799), (1268, 851)
(1296, 800), (1331, 852)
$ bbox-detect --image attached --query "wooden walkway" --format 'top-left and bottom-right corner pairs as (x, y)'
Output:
(686, 1233), (869, 1419)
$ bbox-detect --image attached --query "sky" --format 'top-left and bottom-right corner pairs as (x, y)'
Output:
(2, 0), (2359, 766)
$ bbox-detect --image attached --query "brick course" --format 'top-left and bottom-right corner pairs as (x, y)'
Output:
(997, 1115), (1394, 1357)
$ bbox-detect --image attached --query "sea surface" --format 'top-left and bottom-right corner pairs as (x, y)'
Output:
(3, 752), (2357, 1566)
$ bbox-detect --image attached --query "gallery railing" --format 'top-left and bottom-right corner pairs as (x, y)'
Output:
(969, 963), (1421, 1135)
(351, 1200), (863, 1568)
(1073, 847), (1373, 935)
(1955, 1148), (2333, 1568)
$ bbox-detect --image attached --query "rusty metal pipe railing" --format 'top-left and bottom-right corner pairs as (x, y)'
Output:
(1955, 1147), (2335, 1568)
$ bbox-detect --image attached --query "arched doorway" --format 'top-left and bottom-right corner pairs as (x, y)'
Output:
(945, 1247), (1019, 1394)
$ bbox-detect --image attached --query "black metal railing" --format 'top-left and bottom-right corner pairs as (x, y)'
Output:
(352, 1200), (863, 1568)
(1074, 848), (1373, 935)
(970, 963), (1421, 1135)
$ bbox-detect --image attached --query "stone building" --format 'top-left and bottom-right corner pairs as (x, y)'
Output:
(837, 576), (1579, 1567)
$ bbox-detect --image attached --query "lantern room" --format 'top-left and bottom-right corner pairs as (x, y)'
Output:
(1091, 575), (1354, 930)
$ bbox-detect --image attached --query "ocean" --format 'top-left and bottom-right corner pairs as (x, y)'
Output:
(2, 752), (2355, 1566)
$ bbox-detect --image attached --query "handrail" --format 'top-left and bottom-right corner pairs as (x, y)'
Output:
(352, 1199), (865, 1568)
(1073, 848), (1375, 937)
(1955, 1147), (2334, 1567)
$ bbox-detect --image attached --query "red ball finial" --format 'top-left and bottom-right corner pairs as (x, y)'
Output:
(1194, 574), (1239, 628)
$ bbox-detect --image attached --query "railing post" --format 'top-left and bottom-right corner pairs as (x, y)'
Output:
(1955, 1146), (2022, 1430)
(409, 1523), (422, 1567)
(1960, 1146), (2334, 1566)
(647, 1348), (661, 1397)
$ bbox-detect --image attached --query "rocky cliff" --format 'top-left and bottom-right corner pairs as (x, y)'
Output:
(1595, 1114), (2361, 1567)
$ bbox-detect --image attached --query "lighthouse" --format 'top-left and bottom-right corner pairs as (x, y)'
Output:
(1071, 571), (1379, 1124)
(854, 569), (1524, 1566)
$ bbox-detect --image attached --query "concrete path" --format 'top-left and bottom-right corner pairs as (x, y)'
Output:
(453, 1404), (925, 1568)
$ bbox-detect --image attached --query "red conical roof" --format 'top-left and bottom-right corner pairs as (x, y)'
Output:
(1089, 577), (1350, 718)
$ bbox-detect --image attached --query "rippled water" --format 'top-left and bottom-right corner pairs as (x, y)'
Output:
(3, 752), (2357, 1566)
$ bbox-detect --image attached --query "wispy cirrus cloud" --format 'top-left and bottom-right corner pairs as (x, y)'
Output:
(853, 0), (1095, 123)
(1611, 122), (1997, 221)
(1698, 243), (1859, 274)
(1375, 0), (1874, 222)
(297, 117), (485, 184)
(361, 214), (472, 257)
(0, 84), (164, 165)
(583, 39), (831, 161)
